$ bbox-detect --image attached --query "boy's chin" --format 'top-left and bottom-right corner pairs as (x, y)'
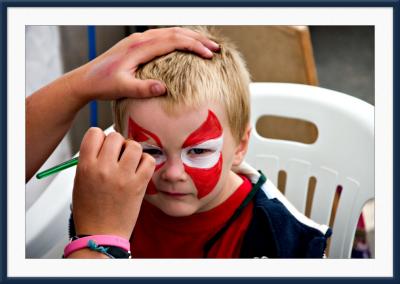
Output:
(159, 203), (198, 217)
(146, 196), (198, 217)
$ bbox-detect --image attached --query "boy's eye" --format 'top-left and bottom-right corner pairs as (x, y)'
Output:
(143, 148), (163, 156)
(140, 143), (166, 166)
(187, 148), (213, 156)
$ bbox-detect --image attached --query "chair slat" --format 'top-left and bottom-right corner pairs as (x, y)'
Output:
(329, 178), (360, 258)
(310, 167), (339, 225)
(249, 154), (280, 186)
(284, 159), (311, 214)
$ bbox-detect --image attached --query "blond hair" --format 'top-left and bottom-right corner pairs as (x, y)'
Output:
(113, 26), (251, 143)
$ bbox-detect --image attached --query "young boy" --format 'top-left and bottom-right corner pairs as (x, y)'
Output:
(109, 27), (331, 258)
(69, 27), (331, 258)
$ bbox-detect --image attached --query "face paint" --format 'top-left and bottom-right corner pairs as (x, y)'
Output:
(128, 117), (165, 195)
(127, 110), (224, 199)
(182, 110), (224, 198)
(182, 110), (223, 148)
(146, 180), (158, 195)
(184, 156), (223, 199)
(128, 117), (163, 147)
(128, 118), (165, 168)
(140, 142), (167, 168)
(181, 136), (223, 168)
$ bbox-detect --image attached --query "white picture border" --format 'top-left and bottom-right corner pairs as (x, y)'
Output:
(8, 7), (393, 277)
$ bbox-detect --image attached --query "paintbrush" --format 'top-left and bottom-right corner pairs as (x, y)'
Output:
(36, 137), (136, 179)
(36, 156), (79, 179)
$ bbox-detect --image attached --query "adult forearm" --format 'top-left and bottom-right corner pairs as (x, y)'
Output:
(25, 67), (88, 182)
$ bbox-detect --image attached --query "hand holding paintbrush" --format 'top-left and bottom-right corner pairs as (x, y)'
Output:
(36, 138), (134, 179)
(65, 128), (155, 258)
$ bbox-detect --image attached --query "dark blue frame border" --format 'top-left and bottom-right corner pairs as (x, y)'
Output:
(1, 0), (399, 283)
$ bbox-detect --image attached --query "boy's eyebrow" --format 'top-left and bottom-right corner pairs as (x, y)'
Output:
(182, 110), (222, 148)
(128, 117), (163, 148)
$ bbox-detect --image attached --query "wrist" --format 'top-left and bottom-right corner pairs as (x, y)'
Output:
(75, 225), (133, 241)
(76, 230), (132, 242)
(62, 64), (93, 107)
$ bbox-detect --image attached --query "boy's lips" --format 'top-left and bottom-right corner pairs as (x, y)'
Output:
(159, 191), (190, 197)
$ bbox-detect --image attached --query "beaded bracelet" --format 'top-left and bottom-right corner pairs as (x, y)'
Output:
(64, 235), (131, 258)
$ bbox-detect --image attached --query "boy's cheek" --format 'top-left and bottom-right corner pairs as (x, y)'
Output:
(144, 157), (223, 199)
(144, 161), (165, 195)
(184, 156), (223, 199)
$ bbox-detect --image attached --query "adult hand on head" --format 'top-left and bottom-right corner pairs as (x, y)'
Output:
(71, 127), (155, 242)
(26, 26), (219, 182)
(71, 27), (220, 101)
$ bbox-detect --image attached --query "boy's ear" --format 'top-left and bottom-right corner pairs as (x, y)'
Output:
(232, 125), (252, 167)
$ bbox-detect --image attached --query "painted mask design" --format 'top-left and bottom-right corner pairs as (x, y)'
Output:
(128, 117), (166, 169)
(181, 110), (223, 198)
(128, 118), (163, 194)
(127, 110), (224, 198)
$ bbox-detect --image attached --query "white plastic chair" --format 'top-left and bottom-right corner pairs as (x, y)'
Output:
(246, 83), (374, 258)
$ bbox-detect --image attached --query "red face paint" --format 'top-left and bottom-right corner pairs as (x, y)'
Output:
(184, 156), (223, 199)
(128, 117), (163, 147)
(146, 180), (158, 195)
(182, 110), (223, 148)
(182, 110), (224, 198)
(127, 110), (224, 199)
(128, 117), (164, 195)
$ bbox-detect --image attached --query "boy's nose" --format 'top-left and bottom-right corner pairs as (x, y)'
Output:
(160, 158), (187, 182)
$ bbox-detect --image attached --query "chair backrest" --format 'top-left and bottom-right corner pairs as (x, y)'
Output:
(246, 83), (374, 258)
(214, 26), (318, 85)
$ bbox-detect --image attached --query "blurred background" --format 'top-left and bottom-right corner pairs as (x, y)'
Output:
(26, 25), (374, 258)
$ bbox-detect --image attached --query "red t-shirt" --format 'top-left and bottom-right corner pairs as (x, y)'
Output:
(130, 176), (253, 258)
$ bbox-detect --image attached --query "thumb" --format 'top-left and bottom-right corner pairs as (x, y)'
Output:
(121, 76), (166, 98)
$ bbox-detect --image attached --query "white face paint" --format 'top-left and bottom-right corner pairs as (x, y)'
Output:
(181, 136), (224, 169)
(140, 136), (224, 169)
(140, 142), (167, 166)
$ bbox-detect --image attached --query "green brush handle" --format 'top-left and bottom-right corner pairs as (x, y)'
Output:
(36, 156), (79, 179)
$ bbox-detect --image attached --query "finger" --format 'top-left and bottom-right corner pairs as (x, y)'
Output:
(136, 153), (156, 182)
(120, 76), (166, 98)
(98, 132), (125, 163)
(170, 27), (220, 51)
(119, 140), (143, 171)
(79, 127), (105, 162)
(145, 27), (220, 52)
(121, 33), (214, 70)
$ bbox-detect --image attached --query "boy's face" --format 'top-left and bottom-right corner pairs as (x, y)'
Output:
(125, 99), (248, 217)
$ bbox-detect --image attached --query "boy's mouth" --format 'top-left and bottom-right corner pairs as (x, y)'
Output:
(159, 191), (189, 198)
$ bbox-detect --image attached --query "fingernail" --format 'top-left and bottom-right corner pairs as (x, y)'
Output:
(210, 41), (220, 51)
(151, 83), (164, 95)
(204, 47), (213, 57)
